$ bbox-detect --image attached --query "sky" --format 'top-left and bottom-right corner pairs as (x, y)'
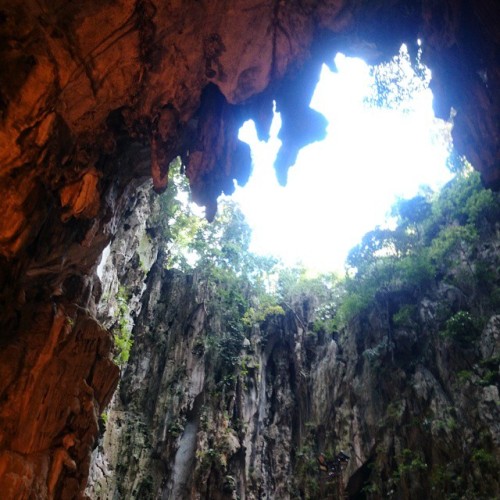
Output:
(230, 51), (453, 274)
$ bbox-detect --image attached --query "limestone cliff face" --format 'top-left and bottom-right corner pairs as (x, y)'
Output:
(87, 259), (313, 499)
(309, 291), (500, 499)
(87, 230), (499, 499)
(1, 1), (500, 498)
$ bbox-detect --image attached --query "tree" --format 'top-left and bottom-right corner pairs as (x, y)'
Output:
(391, 195), (432, 243)
(365, 44), (430, 113)
(338, 168), (499, 327)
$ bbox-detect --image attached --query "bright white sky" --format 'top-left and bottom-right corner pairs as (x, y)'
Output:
(231, 52), (453, 274)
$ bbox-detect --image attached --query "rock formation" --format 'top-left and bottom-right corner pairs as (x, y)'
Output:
(86, 193), (499, 499)
(0, 0), (499, 498)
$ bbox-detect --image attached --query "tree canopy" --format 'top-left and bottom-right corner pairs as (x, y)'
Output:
(156, 153), (499, 349)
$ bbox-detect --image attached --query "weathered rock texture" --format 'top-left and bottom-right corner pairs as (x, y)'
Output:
(87, 259), (314, 499)
(87, 236), (499, 499)
(0, 0), (499, 498)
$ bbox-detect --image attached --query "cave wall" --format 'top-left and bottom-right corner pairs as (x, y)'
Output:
(86, 223), (499, 499)
(86, 251), (313, 500)
(0, 0), (499, 498)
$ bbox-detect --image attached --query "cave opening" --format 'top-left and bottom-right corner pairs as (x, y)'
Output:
(229, 44), (454, 273)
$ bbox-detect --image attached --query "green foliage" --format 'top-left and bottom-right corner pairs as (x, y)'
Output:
(456, 370), (473, 383)
(337, 286), (372, 325)
(361, 482), (380, 495)
(136, 476), (153, 498)
(277, 267), (342, 303)
(471, 448), (495, 469)
(392, 304), (417, 328)
(346, 227), (398, 270)
(154, 157), (225, 270)
(242, 303), (285, 327)
(394, 251), (436, 291)
(274, 265), (344, 332)
(429, 224), (478, 267)
(442, 311), (481, 346)
(113, 285), (133, 366)
(294, 443), (321, 499)
(222, 475), (236, 494)
(430, 464), (462, 497)
(478, 356), (500, 387)
(155, 169), (351, 393)
(432, 166), (500, 230)
(168, 420), (185, 438)
(152, 156), (499, 416)
(433, 417), (457, 433)
(155, 154), (500, 359)
(339, 170), (499, 329)
(212, 331), (245, 382)
(392, 449), (427, 481)
(385, 401), (405, 423)
(155, 173), (285, 387)
(392, 195), (432, 230)
(196, 447), (223, 474)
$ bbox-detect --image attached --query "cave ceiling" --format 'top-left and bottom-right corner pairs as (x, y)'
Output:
(0, 0), (498, 265)
(0, 1), (498, 496)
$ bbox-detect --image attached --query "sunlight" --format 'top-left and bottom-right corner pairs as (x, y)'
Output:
(234, 51), (453, 273)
